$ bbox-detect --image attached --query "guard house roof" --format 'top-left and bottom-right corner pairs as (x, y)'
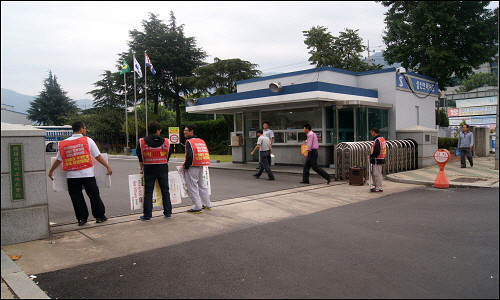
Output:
(186, 67), (396, 114)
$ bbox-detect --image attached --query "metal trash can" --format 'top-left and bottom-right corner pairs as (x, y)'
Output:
(349, 166), (366, 185)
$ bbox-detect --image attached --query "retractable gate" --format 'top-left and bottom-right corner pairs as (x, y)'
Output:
(334, 139), (418, 181)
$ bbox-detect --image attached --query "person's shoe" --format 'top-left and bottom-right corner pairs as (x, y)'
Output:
(164, 214), (172, 219)
(187, 209), (202, 214)
(95, 216), (108, 223)
(252, 174), (260, 178)
(202, 206), (211, 211)
(370, 188), (377, 193)
(470, 162), (473, 167)
(78, 220), (87, 226)
(461, 165), (466, 168)
(327, 177), (331, 184)
(299, 181), (310, 184)
(140, 216), (151, 221)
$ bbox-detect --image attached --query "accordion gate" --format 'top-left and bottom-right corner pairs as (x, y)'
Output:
(334, 139), (418, 181)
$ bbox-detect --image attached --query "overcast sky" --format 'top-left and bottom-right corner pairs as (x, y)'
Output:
(2, 1), (497, 101)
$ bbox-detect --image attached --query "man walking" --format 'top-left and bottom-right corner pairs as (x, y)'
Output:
(256, 122), (275, 169)
(369, 127), (386, 193)
(48, 121), (112, 226)
(251, 130), (275, 180)
(458, 124), (474, 168)
(301, 124), (330, 184)
(183, 124), (212, 213)
(136, 121), (173, 221)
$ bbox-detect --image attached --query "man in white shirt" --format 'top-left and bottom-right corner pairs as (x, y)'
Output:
(48, 121), (112, 226)
(251, 130), (275, 180)
(256, 122), (275, 169)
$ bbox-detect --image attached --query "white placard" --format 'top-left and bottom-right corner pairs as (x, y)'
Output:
(128, 174), (165, 210)
(51, 153), (111, 192)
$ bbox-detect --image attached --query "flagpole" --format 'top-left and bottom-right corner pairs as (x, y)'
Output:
(144, 51), (148, 136)
(124, 72), (129, 148)
(134, 55), (138, 145)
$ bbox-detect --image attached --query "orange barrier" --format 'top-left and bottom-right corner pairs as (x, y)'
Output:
(433, 149), (450, 189)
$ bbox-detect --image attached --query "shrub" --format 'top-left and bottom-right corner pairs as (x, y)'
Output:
(438, 137), (458, 150)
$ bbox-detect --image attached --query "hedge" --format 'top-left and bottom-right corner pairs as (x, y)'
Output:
(438, 137), (458, 150)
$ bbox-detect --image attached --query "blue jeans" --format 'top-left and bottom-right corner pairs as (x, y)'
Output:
(143, 173), (172, 218)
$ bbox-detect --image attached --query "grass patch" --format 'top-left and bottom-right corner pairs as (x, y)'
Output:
(209, 155), (232, 162)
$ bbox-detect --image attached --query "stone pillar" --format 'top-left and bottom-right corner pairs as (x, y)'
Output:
(1, 123), (50, 245)
(472, 127), (489, 157)
(396, 125), (438, 169)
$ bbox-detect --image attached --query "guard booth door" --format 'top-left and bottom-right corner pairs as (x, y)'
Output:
(245, 118), (260, 162)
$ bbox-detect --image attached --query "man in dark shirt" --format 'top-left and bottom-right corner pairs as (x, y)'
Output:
(136, 121), (173, 221)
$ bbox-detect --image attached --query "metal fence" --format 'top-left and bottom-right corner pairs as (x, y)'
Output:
(334, 139), (418, 181)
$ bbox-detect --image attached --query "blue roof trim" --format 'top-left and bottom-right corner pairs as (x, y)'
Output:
(237, 66), (437, 84)
(189, 81), (378, 106)
(1, 108), (29, 115)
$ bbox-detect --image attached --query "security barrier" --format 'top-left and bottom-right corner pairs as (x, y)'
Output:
(334, 139), (418, 181)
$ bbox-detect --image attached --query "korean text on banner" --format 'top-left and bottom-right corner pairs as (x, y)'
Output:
(128, 175), (163, 210)
(52, 153), (111, 192)
(168, 171), (183, 204)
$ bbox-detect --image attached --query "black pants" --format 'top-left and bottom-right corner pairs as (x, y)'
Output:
(67, 177), (106, 222)
(460, 147), (473, 167)
(143, 172), (172, 218)
(303, 149), (330, 182)
(255, 150), (274, 179)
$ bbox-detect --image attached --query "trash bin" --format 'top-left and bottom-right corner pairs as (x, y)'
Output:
(132, 149), (137, 156)
(349, 166), (366, 185)
(455, 149), (461, 157)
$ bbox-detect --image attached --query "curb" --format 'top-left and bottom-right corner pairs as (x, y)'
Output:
(386, 174), (499, 189)
(1, 250), (50, 299)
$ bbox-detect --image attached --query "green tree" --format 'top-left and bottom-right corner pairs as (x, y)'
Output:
(380, 1), (498, 89)
(27, 71), (79, 125)
(457, 72), (499, 92)
(118, 12), (207, 128)
(87, 70), (135, 109)
(436, 108), (450, 127)
(303, 26), (383, 72)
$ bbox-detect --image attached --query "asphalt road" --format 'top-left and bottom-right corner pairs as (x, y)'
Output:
(45, 154), (322, 225)
(35, 187), (499, 299)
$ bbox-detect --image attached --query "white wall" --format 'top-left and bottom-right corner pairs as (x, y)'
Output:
(1, 109), (31, 125)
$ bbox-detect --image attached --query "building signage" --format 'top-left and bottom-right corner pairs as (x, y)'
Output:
(396, 74), (439, 96)
(449, 116), (497, 126)
(9, 144), (25, 200)
(448, 106), (497, 117)
(456, 96), (497, 108)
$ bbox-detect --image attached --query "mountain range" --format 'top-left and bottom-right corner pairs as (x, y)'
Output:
(1, 88), (93, 114)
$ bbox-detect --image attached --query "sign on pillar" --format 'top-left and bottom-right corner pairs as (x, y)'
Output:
(433, 149), (450, 189)
(169, 127), (180, 157)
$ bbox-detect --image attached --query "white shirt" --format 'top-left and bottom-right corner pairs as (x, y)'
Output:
(263, 129), (274, 142)
(257, 135), (271, 152)
(56, 134), (101, 178)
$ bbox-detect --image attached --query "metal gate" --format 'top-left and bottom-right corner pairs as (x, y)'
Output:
(334, 139), (418, 181)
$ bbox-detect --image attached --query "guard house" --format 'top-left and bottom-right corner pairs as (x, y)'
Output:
(186, 67), (438, 166)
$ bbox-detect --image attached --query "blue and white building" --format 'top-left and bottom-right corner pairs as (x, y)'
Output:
(1, 103), (31, 125)
(187, 67), (438, 166)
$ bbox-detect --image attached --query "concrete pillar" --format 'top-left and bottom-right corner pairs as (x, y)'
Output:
(396, 125), (438, 169)
(472, 127), (489, 157)
(1, 123), (50, 245)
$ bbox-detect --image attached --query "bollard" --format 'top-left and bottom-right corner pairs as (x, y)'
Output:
(433, 149), (450, 189)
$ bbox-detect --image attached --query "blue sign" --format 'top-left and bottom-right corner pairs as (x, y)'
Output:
(396, 74), (438, 96)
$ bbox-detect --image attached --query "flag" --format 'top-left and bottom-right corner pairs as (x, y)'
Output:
(145, 54), (156, 75)
(120, 62), (130, 75)
(133, 56), (143, 78)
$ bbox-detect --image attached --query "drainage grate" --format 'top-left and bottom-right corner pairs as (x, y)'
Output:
(451, 177), (487, 183)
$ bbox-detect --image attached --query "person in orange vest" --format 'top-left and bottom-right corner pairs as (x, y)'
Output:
(136, 121), (173, 221)
(369, 127), (386, 192)
(183, 124), (211, 214)
(48, 121), (112, 226)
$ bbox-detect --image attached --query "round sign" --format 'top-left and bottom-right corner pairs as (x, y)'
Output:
(434, 149), (450, 164)
(170, 134), (179, 144)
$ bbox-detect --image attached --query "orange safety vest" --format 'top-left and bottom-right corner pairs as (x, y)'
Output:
(186, 138), (210, 166)
(140, 138), (170, 164)
(372, 137), (387, 160)
(58, 136), (93, 171)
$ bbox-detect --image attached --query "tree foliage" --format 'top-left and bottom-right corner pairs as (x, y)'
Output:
(27, 71), (79, 125)
(380, 1), (498, 89)
(436, 108), (450, 127)
(303, 26), (383, 72)
(457, 72), (499, 92)
(118, 12), (207, 127)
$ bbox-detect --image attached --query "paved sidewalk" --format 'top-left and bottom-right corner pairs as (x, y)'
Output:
(387, 155), (499, 188)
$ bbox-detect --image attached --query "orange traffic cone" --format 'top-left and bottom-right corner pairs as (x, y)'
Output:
(434, 149), (450, 189)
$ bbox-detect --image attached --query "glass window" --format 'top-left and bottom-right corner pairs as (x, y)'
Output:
(235, 113), (242, 132)
(262, 108), (322, 130)
(356, 107), (369, 142)
(368, 108), (390, 139)
(338, 108), (354, 142)
(285, 132), (298, 144)
(274, 132), (284, 143)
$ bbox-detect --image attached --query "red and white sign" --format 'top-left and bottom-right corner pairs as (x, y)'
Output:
(169, 134), (179, 144)
(169, 127), (180, 144)
(434, 149), (450, 164)
(447, 108), (460, 117)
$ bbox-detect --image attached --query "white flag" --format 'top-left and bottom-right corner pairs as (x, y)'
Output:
(133, 56), (143, 78)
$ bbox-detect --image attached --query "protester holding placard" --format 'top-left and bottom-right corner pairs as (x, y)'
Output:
(183, 124), (212, 213)
(48, 121), (112, 226)
(136, 121), (173, 221)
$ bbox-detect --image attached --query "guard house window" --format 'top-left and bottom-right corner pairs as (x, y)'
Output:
(262, 108), (322, 144)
